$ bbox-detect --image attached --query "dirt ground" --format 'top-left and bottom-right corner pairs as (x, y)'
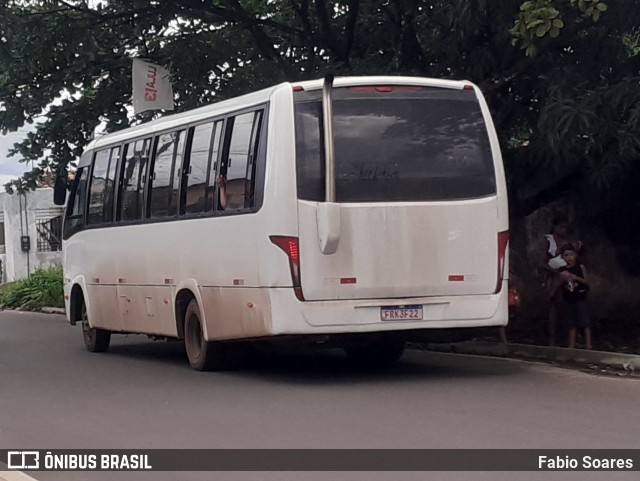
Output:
(501, 314), (640, 354)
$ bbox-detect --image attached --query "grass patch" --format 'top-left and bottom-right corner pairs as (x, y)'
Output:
(0, 267), (64, 310)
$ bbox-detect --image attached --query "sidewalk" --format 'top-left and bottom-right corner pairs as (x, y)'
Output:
(419, 341), (640, 374)
(0, 462), (38, 481)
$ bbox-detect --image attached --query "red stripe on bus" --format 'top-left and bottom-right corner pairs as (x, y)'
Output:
(340, 277), (357, 284)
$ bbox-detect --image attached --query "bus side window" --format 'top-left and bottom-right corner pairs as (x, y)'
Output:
(86, 149), (110, 225)
(63, 166), (90, 239)
(86, 146), (119, 225)
(218, 110), (263, 211)
(119, 138), (151, 221)
(149, 130), (185, 218)
(204, 120), (224, 212)
(103, 146), (120, 222)
(245, 110), (263, 208)
(184, 122), (218, 215)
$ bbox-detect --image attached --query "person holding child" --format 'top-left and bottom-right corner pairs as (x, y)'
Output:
(558, 243), (592, 349)
(541, 216), (584, 346)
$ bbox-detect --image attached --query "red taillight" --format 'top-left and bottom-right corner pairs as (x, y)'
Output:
(349, 86), (422, 92)
(463, 84), (474, 90)
(288, 240), (299, 263)
(270, 236), (304, 301)
(495, 230), (509, 294)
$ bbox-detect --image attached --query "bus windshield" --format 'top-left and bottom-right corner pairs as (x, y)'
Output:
(294, 86), (496, 202)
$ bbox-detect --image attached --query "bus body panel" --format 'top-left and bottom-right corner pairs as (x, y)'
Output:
(200, 286), (273, 340)
(115, 285), (176, 336)
(64, 215), (268, 338)
(86, 284), (121, 331)
(297, 198), (499, 301)
(475, 87), (509, 233)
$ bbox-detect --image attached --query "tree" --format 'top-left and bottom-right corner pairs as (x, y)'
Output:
(503, 0), (640, 216)
(0, 0), (639, 220)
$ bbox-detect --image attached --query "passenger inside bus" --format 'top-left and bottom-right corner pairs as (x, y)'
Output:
(215, 174), (227, 209)
(215, 174), (252, 210)
(216, 175), (254, 210)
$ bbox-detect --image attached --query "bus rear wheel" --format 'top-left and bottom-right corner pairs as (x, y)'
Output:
(344, 337), (405, 367)
(80, 302), (111, 353)
(184, 299), (228, 371)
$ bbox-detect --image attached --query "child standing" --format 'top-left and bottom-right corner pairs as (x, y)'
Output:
(559, 244), (592, 349)
(541, 216), (584, 346)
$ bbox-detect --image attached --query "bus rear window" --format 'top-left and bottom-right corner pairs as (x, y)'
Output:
(294, 87), (496, 202)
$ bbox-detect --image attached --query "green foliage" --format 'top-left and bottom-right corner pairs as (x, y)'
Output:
(509, 0), (610, 57)
(622, 30), (640, 57)
(570, 0), (608, 21)
(509, 0), (564, 56)
(0, 0), (639, 217)
(534, 80), (640, 189)
(0, 267), (64, 310)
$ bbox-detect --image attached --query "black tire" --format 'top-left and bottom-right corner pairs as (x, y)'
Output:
(184, 299), (228, 371)
(344, 337), (406, 367)
(80, 301), (111, 353)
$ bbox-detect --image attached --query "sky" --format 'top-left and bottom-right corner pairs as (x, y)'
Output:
(0, 130), (32, 186)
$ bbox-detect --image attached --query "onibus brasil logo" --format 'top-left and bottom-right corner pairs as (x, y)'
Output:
(7, 451), (40, 469)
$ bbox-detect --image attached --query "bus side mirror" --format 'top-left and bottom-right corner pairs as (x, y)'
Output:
(53, 175), (67, 205)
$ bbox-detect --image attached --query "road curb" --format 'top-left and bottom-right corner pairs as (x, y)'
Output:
(417, 341), (640, 372)
(39, 307), (65, 315)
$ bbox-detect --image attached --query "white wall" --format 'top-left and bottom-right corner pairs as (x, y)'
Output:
(0, 188), (64, 283)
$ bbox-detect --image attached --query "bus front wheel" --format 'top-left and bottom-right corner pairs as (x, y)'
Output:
(184, 299), (227, 371)
(80, 302), (111, 353)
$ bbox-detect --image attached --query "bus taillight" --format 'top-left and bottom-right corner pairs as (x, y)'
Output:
(270, 236), (304, 301)
(349, 86), (422, 92)
(495, 230), (510, 294)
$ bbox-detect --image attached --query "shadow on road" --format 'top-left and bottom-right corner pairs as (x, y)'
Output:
(3, 312), (527, 385)
(105, 336), (526, 385)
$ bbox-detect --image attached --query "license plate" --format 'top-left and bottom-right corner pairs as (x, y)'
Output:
(380, 305), (423, 321)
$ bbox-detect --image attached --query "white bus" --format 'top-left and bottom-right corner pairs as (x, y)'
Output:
(54, 76), (509, 371)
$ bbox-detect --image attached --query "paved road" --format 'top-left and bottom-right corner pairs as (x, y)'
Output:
(1, 311), (638, 481)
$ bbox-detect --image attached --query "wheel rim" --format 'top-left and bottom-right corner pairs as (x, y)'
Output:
(186, 311), (203, 361)
(80, 304), (94, 346)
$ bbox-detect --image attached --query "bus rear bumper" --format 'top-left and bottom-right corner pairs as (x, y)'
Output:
(267, 285), (508, 336)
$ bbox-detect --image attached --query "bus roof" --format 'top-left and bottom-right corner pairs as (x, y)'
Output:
(83, 75), (472, 154)
(85, 82), (286, 153)
(291, 76), (471, 91)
